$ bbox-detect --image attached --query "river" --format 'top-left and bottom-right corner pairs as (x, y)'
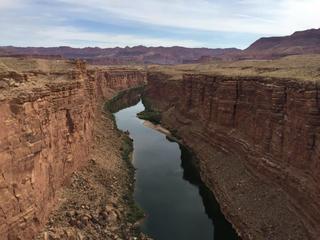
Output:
(115, 100), (239, 240)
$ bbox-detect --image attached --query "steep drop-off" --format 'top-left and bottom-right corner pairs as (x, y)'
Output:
(0, 58), (146, 239)
(143, 72), (320, 240)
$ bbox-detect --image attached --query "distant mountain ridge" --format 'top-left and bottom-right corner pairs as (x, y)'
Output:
(0, 45), (240, 64)
(242, 28), (320, 59)
(1, 28), (320, 64)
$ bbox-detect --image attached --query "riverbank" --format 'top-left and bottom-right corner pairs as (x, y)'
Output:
(36, 90), (150, 240)
(123, 100), (238, 239)
(142, 100), (312, 240)
(143, 121), (171, 136)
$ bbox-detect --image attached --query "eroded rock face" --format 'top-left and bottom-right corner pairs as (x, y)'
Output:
(144, 72), (320, 239)
(0, 59), (146, 239)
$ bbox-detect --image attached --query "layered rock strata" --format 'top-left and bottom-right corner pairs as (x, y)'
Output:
(0, 58), (146, 239)
(143, 72), (320, 240)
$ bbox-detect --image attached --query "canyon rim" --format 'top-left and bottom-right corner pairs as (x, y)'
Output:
(1, 1), (320, 239)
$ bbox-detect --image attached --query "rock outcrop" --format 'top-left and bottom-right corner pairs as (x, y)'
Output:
(143, 72), (320, 239)
(243, 28), (320, 59)
(0, 58), (146, 239)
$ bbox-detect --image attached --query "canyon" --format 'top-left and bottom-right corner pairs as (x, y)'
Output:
(142, 68), (320, 239)
(0, 58), (146, 239)
(0, 54), (320, 239)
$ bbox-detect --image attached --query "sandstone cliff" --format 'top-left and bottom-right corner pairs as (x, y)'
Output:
(0, 58), (146, 239)
(143, 72), (320, 240)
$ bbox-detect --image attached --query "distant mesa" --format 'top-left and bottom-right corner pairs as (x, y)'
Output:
(0, 28), (320, 64)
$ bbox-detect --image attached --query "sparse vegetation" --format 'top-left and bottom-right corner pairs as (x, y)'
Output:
(104, 86), (144, 113)
(120, 133), (145, 223)
(105, 88), (146, 225)
(120, 133), (134, 166)
(0, 57), (74, 73)
(147, 54), (320, 81)
(126, 199), (145, 224)
(137, 96), (162, 124)
(137, 110), (161, 124)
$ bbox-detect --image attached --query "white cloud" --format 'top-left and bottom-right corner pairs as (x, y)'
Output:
(0, 24), (203, 48)
(279, 0), (320, 33)
(58, 0), (320, 35)
(0, 0), (319, 48)
(0, 0), (20, 9)
(42, 26), (203, 47)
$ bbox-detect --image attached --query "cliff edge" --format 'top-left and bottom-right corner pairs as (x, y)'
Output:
(143, 57), (320, 239)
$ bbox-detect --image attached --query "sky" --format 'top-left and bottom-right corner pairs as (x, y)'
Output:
(0, 0), (319, 49)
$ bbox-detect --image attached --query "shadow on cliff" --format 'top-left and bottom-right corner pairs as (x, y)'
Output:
(179, 145), (240, 240)
(105, 87), (144, 114)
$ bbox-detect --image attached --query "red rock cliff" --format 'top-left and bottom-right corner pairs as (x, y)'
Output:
(0, 59), (146, 239)
(144, 72), (320, 240)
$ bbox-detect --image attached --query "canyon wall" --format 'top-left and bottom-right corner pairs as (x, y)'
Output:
(144, 72), (320, 240)
(0, 59), (146, 239)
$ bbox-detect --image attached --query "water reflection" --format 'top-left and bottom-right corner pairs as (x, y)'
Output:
(114, 100), (239, 240)
(180, 145), (239, 240)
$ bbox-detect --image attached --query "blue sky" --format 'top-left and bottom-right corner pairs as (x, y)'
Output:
(0, 0), (319, 49)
